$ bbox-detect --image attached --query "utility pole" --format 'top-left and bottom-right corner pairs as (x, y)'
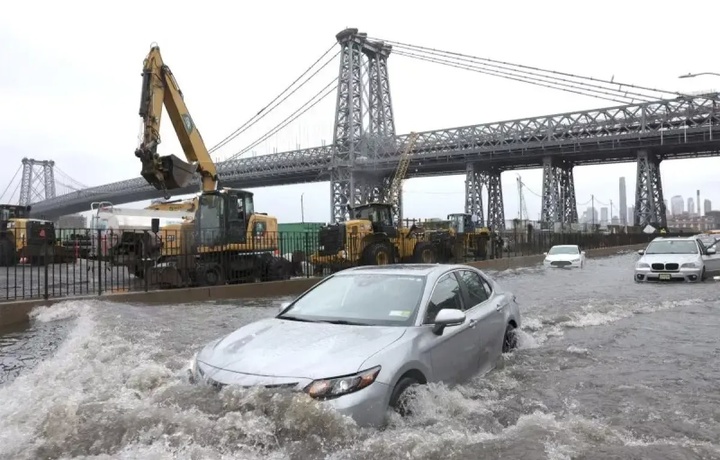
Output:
(591, 194), (595, 227)
(300, 193), (305, 224)
(610, 199), (614, 224)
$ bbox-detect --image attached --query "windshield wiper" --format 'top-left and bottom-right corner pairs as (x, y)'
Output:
(318, 319), (372, 326)
(277, 315), (315, 323)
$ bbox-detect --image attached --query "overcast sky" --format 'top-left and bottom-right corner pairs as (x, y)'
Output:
(2, 0), (719, 224)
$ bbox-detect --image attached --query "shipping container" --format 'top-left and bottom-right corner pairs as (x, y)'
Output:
(278, 222), (323, 256)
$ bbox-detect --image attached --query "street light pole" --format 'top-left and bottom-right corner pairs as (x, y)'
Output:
(300, 193), (305, 224)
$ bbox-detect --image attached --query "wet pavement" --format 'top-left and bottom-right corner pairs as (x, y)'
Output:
(0, 252), (718, 459)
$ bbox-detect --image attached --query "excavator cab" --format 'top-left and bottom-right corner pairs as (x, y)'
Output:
(195, 189), (257, 247)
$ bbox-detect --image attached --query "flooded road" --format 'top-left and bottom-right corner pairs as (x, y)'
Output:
(0, 252), (719, 459)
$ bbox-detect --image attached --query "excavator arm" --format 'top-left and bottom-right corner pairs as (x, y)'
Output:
(134, 45), (218, 197)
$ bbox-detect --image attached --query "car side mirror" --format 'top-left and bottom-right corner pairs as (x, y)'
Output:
(580, 251), (585, 255)
(432, 308), (466, 335)
(637, 249), (644, 255)
(707, 247), (716, 255)
(278, 301), (291, 313)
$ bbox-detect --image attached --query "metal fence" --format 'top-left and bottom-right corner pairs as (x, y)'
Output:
(0, 226), (667, 302)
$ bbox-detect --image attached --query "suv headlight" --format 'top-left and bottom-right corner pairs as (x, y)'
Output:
(681, 262), (697, 268)
(636, 263), (650, 269)
(304, 366), (381, 400)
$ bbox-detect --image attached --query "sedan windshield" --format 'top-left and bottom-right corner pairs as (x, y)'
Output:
(645, 240), (698, 255)
(278, 273), (426, 326)
(548, 246), (578, 255)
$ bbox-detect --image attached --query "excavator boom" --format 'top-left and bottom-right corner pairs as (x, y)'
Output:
(134, 45), (218, 196)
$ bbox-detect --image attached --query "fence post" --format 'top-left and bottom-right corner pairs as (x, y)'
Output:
(97, 229), (103, 296)
(304, 231), (309, 278)
(43, 243), (49, 300)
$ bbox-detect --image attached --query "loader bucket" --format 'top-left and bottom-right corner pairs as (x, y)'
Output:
(141, 154), (196, 191)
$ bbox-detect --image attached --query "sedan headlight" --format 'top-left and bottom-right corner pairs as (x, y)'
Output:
(636, 263), (650, 269)
(571, 258), (580, 262)
(681, 262), (697, 268)
(304, 366), (381, 400)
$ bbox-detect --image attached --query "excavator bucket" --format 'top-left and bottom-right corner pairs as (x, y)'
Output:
(141, 154), (196, 191)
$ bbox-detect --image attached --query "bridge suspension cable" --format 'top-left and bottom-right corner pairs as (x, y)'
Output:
(0, 165), (22, 203)
(226, 77), (339, 161)
(54, 165), (89, 190)
(370, 37), (682, 104)
(208, 43), (339, 156)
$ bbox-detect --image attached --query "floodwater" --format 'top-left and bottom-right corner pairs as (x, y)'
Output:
(0, 252), (718, 459)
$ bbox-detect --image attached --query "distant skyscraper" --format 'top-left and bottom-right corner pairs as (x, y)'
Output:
(628, 205), (635, 225)
(705, 199), (712, 214)
(688, 197), (695, 216)
(618, 177), (627, 225)
(600, 207), (609, 223)
(671, 195), (684, 216)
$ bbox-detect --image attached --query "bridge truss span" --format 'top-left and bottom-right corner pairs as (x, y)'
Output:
(393, 93), (720, 163)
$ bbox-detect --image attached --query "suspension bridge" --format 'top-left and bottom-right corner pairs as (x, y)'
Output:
(14, 28), (720, 229)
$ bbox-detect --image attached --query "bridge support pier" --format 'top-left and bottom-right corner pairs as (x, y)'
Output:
(634, 150), (667, 228)
(540, 157), (577, 229)
(329, 28), (397, 223)
(464, 163), (505, 231)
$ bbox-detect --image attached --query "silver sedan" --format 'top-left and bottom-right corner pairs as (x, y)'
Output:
(188, 264), (522, 427)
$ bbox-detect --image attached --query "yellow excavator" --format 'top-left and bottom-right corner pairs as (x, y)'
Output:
(133, 44), (291, 286)
(309, 132), (435, 273)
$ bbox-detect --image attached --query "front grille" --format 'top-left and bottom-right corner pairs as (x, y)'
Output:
(651, 263), (680, 272)
(207, 379), (298, 391)
(318, 223), (345, 256)
(551, 260), (571, 267)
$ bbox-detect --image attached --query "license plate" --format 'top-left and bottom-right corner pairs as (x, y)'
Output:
(658, 273), (671, 280)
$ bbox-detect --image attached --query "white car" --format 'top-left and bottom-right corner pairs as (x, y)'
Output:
(542, 244), (585, 268)
(634, 236), (720, 282)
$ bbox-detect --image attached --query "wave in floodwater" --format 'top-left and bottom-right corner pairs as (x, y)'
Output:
(1, 255), (719, 459)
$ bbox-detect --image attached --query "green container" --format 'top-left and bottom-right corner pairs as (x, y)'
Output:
(278, 222), (323, 256)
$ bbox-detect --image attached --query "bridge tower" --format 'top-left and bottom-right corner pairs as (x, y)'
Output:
(634, 150), (666, 228)
(330, 28), (397, 223)
(465, 165), (505, 231)
(18, 158), (56, 206)
(540, 157), (578, 229)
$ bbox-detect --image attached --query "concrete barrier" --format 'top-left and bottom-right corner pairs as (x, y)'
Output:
(0, 243), (645, 328)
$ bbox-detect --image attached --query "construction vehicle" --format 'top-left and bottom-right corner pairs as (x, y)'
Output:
(427, 213), (491, 262)
(133, 45), (291, 286)
(86, 200), (197, 278)
(309, 133), (437, 274)
(0, 204), (61, 266)
(88, 200), (192, 259)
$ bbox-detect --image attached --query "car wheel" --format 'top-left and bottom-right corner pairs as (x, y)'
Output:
(389, 376), (421, 417)
(502, 323), (518, 353)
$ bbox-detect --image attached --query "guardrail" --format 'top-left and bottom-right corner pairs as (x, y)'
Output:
(0, 227), (669, 302)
